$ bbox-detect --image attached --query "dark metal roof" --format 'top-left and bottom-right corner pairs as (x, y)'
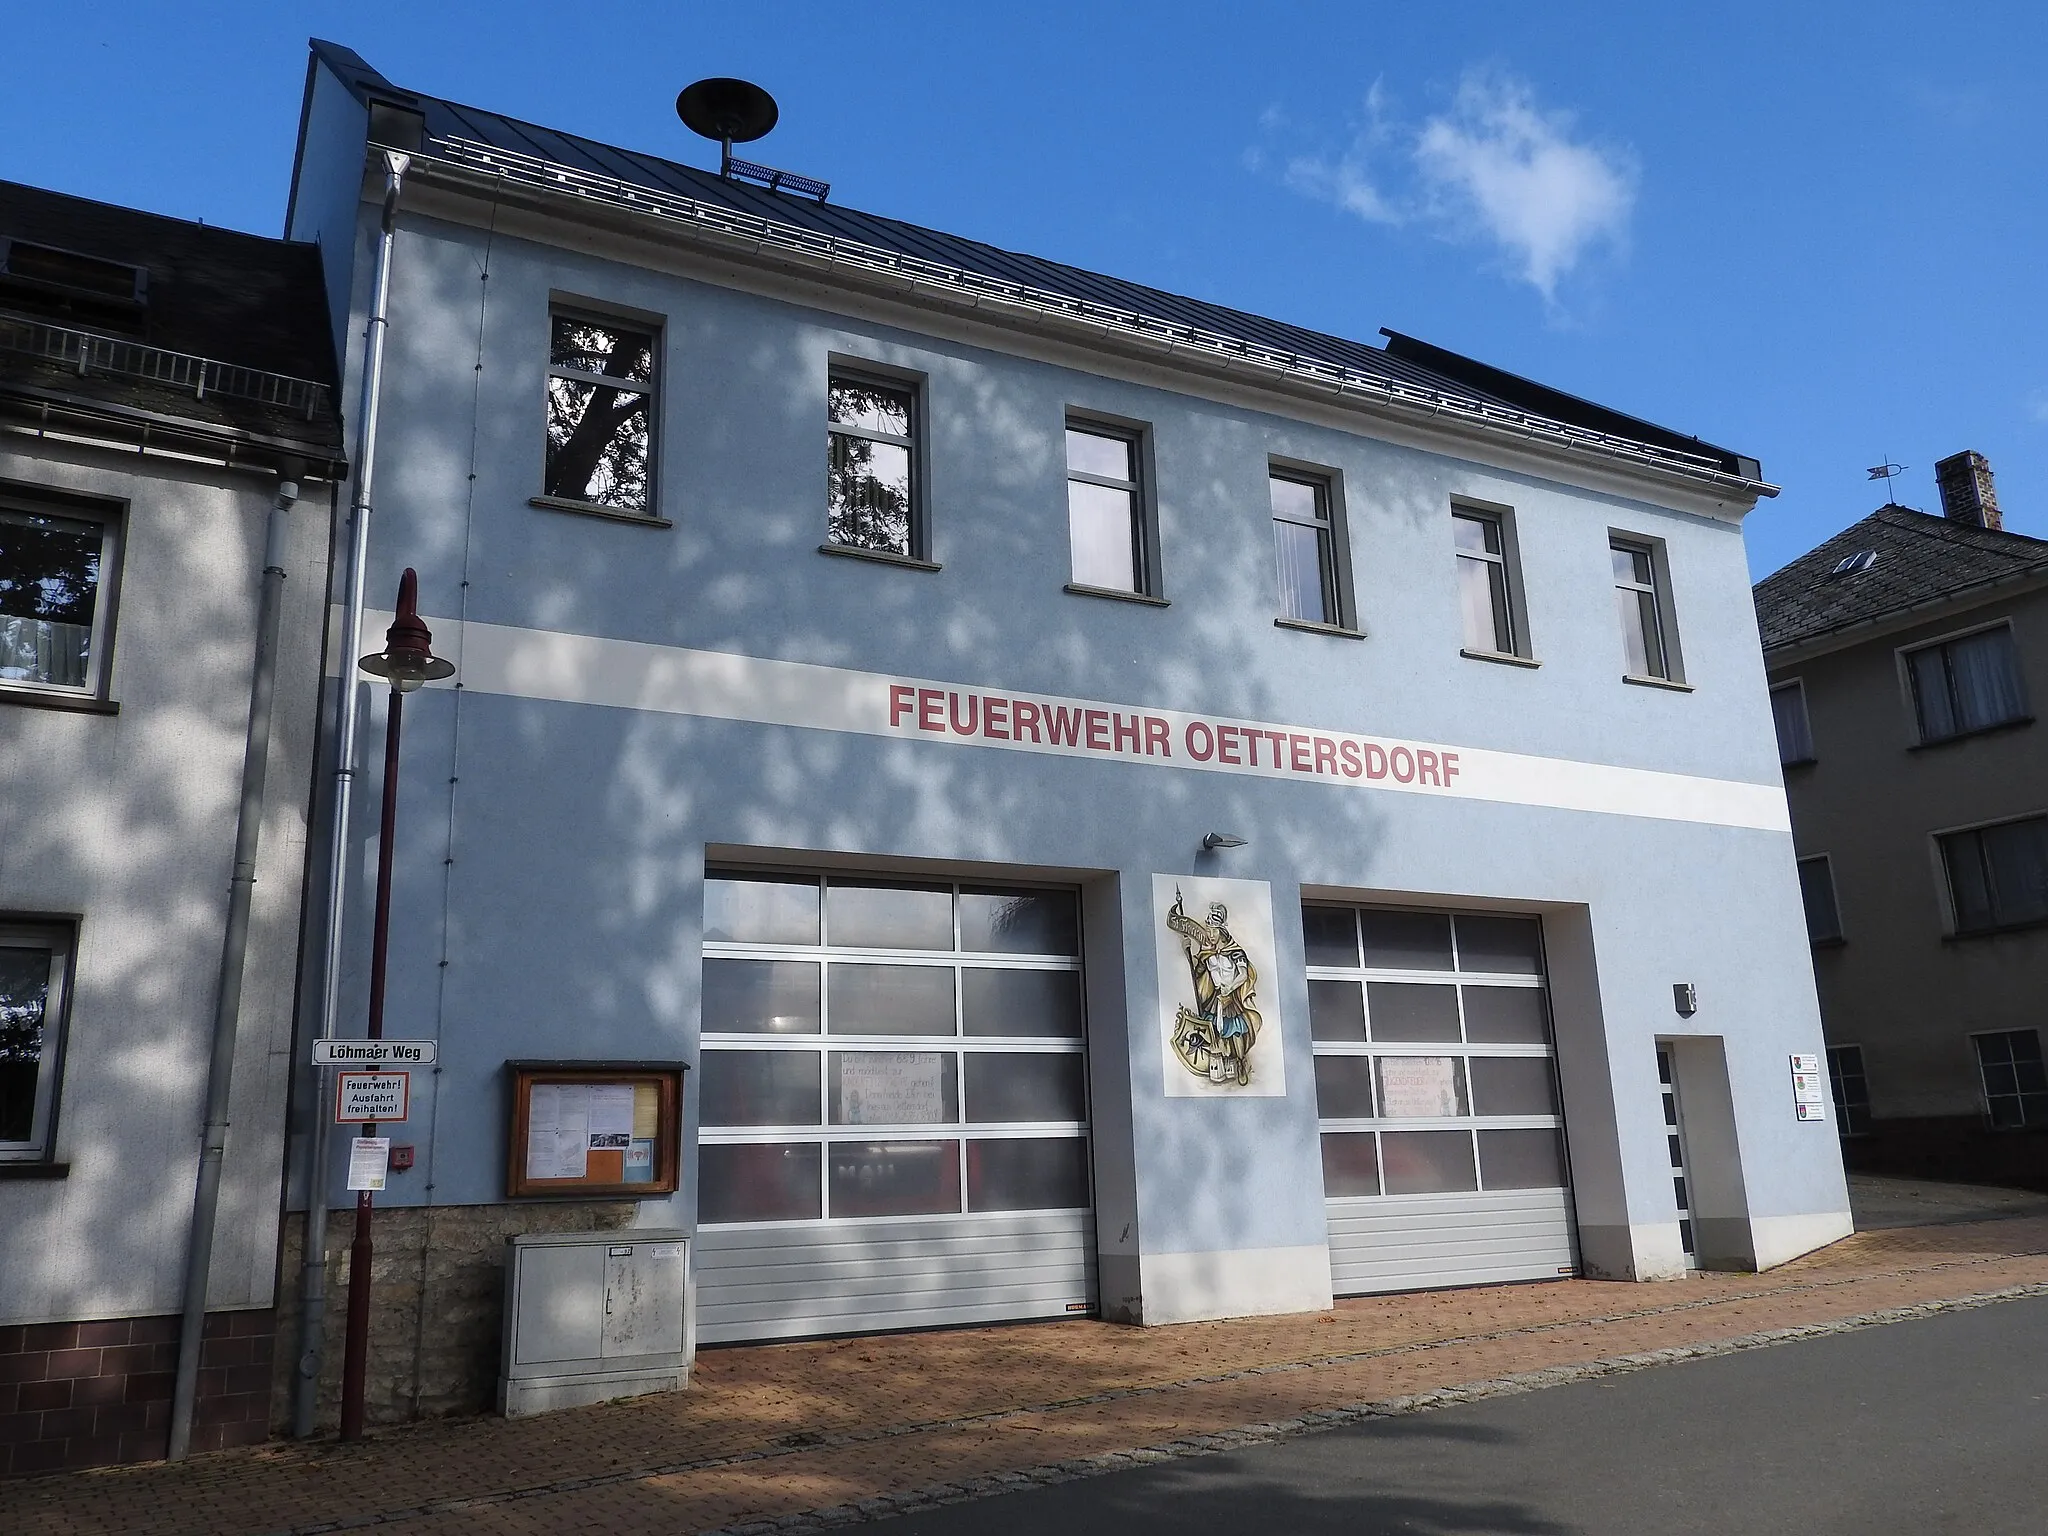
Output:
(1753, 503), (2048, 655)
(304, 40), (1760, 487)
(0, 179), (343, 467)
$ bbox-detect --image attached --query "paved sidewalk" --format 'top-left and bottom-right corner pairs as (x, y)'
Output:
(7, 1213), (2048, 1536)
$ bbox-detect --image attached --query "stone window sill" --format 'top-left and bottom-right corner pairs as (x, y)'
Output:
(1275, 617), (1367, 641)
(1064, 583), (1169, 607)
(1623, 673), (1694, 693)
(0, 1161), (69, 1178)
(529, 495), (673, 529)
(1909, 716), (2034, 752)
(0, 687), (119, 715)
(819, 543), (941, 572)
(1461, 648), (1540, 670)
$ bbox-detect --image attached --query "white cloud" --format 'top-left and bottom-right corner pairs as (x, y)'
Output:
(2027, 390), (2048, 425)
(1275, 70), (1637, 304)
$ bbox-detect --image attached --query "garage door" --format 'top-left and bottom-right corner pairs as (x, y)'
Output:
(1304, 903), (1578, 1294)
(695, 871), (1095, 1343)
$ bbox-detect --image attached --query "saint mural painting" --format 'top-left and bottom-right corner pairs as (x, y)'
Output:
(1156, 875), (1288, 1097)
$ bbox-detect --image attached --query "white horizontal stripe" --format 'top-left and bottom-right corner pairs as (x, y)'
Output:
(366, 611), (1791, 832)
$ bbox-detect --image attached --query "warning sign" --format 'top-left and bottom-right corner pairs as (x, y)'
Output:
(336, 1071), (409, 1124)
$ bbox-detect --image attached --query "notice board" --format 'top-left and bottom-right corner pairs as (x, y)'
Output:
(505, 1062), (684, 1198)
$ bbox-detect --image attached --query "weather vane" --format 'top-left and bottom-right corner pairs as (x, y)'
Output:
(1866, 460), (1907, 503)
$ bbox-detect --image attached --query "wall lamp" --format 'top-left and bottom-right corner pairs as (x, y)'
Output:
(1202, 832), (1248, 851)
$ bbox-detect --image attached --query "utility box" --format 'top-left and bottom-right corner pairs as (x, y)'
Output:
(499, 1230), (691, 1417)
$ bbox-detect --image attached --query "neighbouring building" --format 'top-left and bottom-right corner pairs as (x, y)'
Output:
(1755, 454), (2048, 1189)
(0, 182), (345, 1472)
(278, 40), (1850, 1431)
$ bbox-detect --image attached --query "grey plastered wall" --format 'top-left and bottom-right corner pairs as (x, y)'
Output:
(283, 136), (1849, 1304)
(0, 443), (331, 1323)
(1772, 581), (2048, 1124)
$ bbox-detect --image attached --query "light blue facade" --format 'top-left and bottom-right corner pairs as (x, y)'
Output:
(286, 54), (1850, 1340)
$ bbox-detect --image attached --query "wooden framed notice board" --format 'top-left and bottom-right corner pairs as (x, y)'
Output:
(505, 1061), (685, 1198)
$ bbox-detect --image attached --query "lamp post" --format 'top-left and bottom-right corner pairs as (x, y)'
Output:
(338, 568), (453, 1442)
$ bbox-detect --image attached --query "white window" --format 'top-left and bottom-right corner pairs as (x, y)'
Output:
(1270, 470), (1343, 628)
(698, 873), (1089, 1224)
(1452, 507), (1520, 657)
(1906, 624), (2029, 744)
(827, 372), (921, 558)
(543, 310), (657, 515)
(1771, 681), (1814, 765)
(0, 492), (120, 700)
(1611, 535), (1677, 681)
(1940, 815), (2048, 935)
(1972, 1030), (2048, 1129)
(1065, 421), (1150, 596)
(1797, 855), (1842, 943)
(1, 923), (74, 1162)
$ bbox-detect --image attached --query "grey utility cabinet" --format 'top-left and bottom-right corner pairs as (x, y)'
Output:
(499, 1230), (692, 1416)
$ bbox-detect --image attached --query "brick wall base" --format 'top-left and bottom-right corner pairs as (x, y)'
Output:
(0, 1309), (272, 1477)
(1844, 1117), (2048, 1193)
(270, 1201), (636, 1434)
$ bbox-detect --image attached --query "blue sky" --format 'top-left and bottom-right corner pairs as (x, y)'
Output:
(6, 2), (2044, 575)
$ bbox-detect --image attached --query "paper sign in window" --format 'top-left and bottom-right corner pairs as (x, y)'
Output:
(838, 1052), (948, 1124)
(1377, 1056), (1465, 1118)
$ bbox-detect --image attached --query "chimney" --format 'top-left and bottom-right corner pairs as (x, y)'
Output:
(1934, 450), (2003, 531)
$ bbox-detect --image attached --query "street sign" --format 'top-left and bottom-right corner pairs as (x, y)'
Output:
(347, 1136), (391, 1191)
(336, 1071), (410, 1123)
(313, 1038), (437, 1067)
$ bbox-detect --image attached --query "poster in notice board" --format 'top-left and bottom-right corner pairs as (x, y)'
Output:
(506, 1064), (682, 1197)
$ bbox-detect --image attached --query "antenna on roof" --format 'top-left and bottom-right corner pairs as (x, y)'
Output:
(676, 77), (830, 202)
(1865, 459), (1907, 505)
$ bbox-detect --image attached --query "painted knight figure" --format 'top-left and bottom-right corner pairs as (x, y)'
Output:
(1154, 874), (1288, 1098)
(1167, 889), (1262, 1085)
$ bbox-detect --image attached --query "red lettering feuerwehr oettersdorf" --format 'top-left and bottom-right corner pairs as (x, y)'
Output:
(884, 682), (1463, 791)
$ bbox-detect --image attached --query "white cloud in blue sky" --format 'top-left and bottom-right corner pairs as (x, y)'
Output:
(1281, 69), (1637, 304)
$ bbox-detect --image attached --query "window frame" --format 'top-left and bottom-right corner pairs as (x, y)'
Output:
(1771, 679), (1815, 767)
(1826, 1045), (1872, 1137)
(824, 362), (930, 565)
(0, 918), (77, 1165)
(1609, 531), (1685, 685)
(537, 301), (662, 521)
(1450, 501), (1533, 664)
(1935, 812), (2048, 937)
(1900, 620), (2031, 747)
(1268, 461), (1358, 635)
(1062, 413), (1160, 602)
(0, 483), (124, 707)
(1797, 854), (1844, 945)
(1970, 1029), (2048, 1130)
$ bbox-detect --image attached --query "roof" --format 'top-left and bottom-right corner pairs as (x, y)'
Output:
(299, 40), (1762, 490)
(0, 179), (344, 469)
(1753, 503), (2048, 654)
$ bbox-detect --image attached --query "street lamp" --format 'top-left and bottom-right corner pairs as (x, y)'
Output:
(338, 569), (452, 1442)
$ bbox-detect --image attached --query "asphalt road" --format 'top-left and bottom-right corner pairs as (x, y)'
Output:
(869, 1294), (2048, 1535)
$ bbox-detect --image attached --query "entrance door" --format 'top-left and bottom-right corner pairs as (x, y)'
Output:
(1656, 1044), (1699, 1269)
(1306, 904), (1579, 1294)
(694, 871), (1096, 1342)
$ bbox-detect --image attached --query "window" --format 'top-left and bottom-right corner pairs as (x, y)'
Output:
(1452, 508), (1518, 656)
(1611, 536), (1675, 681)
(1906, 625), (2028, 744)
(1972, 1030), (2048, 1129)
(1304, 903), (1566, 1201)
(1, 924), (73, 1162)
(698, 873), (1089, 1224)
(0, 494), (118, 699)
(827, 373), (920, 557)
(1772, 681), (1814, 766)
(1065, 421), (1149, 596)
(1270, 470), (1342, 627)
(1827, 1046), (1871, 1136)
(1797, 855), (1842, 943)
(1940, 815), (2048, 935)
(543, 310), (656, 515)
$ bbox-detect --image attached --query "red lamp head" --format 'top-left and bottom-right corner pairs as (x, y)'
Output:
(358, 568), (455, 693)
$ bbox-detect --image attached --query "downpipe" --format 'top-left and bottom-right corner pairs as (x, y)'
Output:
(293, 149), (407, 1439)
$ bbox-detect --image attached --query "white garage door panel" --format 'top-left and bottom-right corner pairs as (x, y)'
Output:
(1327, 1189), (1577, 1295)
(696, 1211), (1096, 1343)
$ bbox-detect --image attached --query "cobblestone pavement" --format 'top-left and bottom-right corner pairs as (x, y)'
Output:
(7, 1214), (2046, 1536)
